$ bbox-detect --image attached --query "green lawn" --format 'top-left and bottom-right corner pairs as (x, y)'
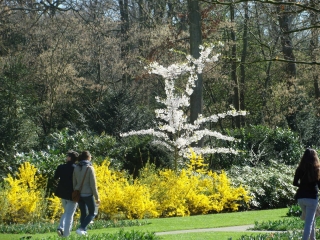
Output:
(160, 232), (264, 240)
(0, 208), (288, 240)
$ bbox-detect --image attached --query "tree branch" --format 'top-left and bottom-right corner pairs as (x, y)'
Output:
(237, 58), (320, 65)
(285, 25), (320, 34)
(201, 0), (320, 13)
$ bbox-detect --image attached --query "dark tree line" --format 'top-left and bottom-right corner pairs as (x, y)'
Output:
(0, 0), (319, 172)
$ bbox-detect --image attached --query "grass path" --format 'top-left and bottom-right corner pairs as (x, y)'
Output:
(0, 208), (288, 240)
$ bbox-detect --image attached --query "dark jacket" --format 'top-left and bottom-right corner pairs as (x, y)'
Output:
(54, 161), (76, 200)
(293, 167), (320, 199)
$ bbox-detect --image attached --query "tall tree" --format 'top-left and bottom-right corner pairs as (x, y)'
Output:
(230, 2), (241, 128)
(276, 0), (297, 79)
(188, 0), (203, 146)
(310, 0), (320, 100)
(239, 1), (249, 126)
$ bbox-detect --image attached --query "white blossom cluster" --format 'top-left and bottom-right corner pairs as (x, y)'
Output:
(120, 129), (168, 139)
(120, 44), (246, 164)
(188, 147), (239, 158)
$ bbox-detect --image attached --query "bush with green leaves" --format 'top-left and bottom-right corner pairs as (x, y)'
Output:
(295, 101), (320, 148)
(84, 88), (156, 138)
(120, 135), (174, 177)
(5, 129), (122, 193)
(44, 128), (122, 164)
(9, 129), (121, 176)
(0, 58), (41, 177)
(0, 219), (149, 234)
(227, 162), (296, 209)
(8, 129), (172, 186)
(251, 218), (304, 231)
(241, 214), (320, 239)
(286, 204), (302, 217)
(212, 125), (303, 169)
(237, 231), (315, 240)
(46, 128), (174, 177)
(250, 208), (320, 231)
(23, 229), (159, 240)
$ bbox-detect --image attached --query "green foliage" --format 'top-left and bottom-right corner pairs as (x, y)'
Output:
(227, 162), (296, 209)
(6, 129), (172, 187)
(81, 230), (159, 240)
(295, 103), (320, 148)
(44, 128), (120, 165)
(245, 211), (320, 232)
(14, 151), (62, 180)
(85, 88), (155, 137)
(213, 125), (303, 169)
(39, 128), (174, 178)
(251, 218), (303, 231)
(30, 229), (159, 240)
(0, 208), (289, 239)
(286, 204), (302, 217)
(12, 129), (120, 173)
(0, 219), (149, 234)
(120, 135), (174, 177)
(237, 230), (317, 240)
(0, 57), (40, 174)
(44, 128), (173, 176)
(8, 129), (122, 194)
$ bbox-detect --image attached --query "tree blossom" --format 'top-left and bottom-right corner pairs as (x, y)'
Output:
(121, 129), (168, 140)
(120, 45), (246, 170)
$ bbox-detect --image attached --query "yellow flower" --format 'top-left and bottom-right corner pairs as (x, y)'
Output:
(3, 162), (45, 223)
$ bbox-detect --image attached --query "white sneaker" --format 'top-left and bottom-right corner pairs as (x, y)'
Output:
(76, 228), (88, 236)
(76, 228), (85, 236)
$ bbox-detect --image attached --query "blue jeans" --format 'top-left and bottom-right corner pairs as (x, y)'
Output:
(298, 198), (318, 240)
(58, 199), (77, 237)
(78, 195), (96, 231)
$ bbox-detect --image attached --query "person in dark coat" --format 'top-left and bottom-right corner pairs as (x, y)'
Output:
(293, 148), (320, 240)
(54, 150), (79, 237)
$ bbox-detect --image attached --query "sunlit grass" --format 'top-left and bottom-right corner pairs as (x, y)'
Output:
(0, 208), (288, 240)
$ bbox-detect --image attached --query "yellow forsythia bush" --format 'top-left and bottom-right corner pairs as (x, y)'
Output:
(137, 150), (250, 217)
(94, 161), (159, 219)
(3, 162), (46, 223)
(1, 150), (251, 222)
(47, 193), (81, 221)
(47, 193), (64, 220)
(142, 168), (190, 217)
(185, 151), (251, 214)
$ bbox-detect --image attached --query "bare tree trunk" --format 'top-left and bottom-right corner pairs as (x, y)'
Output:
(230, 2), (240, 128)
(239, 2), (248, 126)
(310, 0), (320, 100)
(119, 0), (130, 85)
(188, 0), (203, 147)
(276, 1), (296, 79)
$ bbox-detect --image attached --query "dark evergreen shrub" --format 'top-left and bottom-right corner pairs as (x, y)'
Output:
(209, 125), (303, 169)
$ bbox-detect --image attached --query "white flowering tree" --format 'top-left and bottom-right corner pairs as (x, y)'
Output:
(120, 44), (246, 171)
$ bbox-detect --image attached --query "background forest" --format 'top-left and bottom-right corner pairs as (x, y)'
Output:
(0, 0), (319, 212)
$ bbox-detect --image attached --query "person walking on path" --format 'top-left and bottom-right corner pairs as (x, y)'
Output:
(293, 148), (320, 240)
(54, 150), (79, 237)
(73, 151), (100, 236)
